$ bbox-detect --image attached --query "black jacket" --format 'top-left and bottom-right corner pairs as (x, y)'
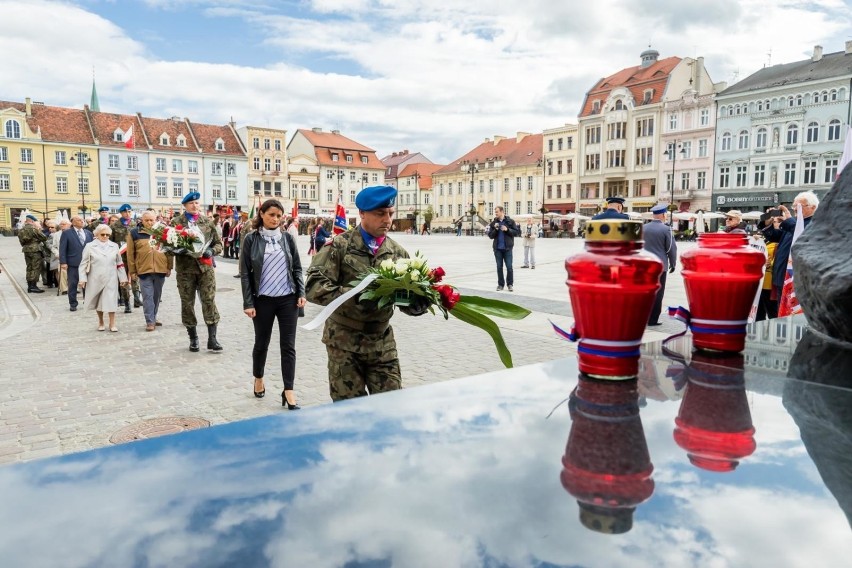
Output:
(240, 230), (305, 309)
(487, 216), (521, 250)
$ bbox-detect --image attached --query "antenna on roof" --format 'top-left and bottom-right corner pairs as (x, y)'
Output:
(766, 49), (772, 68)
(731, 68), (740, 83)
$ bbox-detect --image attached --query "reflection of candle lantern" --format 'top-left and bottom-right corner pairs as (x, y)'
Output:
(674, 352), (756, 472)
(565, 220), (663, 379)
(679, 233), (765, 353)
(561, 376), (655, 534)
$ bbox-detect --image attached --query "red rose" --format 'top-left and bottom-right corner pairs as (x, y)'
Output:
(175, 224), (183, 230)
(434, 284), (460, 310)
(198, 257), (213, 266)
(429, 266), (446, 283)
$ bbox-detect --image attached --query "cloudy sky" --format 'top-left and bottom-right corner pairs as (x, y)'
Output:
(2, 0), (850, 164)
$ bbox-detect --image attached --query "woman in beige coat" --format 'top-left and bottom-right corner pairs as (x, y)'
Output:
(80, 224), (128, 332)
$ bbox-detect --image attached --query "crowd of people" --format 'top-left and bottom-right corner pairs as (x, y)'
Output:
(11, 187), (820, 409)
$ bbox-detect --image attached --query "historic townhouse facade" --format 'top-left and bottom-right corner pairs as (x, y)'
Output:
(380, 150), (433, 188)
(396, 163), (444, 231)
(0, 99), (100, 227)
(660, 57), (722, 213)
(713, 44), (852, 212)
(432, 132), (543, 227)
(541, 123), (579, 214)
(286, 128), (384, 217)
(192, 121), (248, 215)
(577, 50), (716, 216)
(236, 126), (288, 203)
(87, 110), (149, 212)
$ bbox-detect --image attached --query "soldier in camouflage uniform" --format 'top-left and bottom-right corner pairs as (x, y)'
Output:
(87, 206), (111, 233)
(18, 214), (47, 294)
(110, 204), (142, 313)
(305, 186), (429, 401)
(170, 192), (224, 352)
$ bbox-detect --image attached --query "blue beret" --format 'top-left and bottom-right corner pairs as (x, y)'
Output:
(356, 185), (397, 211)
(118, 203), (132, 212)
(25, 214), (38, 221)
(97, 206), (110, 213)
(650, 203), (668, 214)
(605, 196), (625, 205)
(181, 191), (201, 205)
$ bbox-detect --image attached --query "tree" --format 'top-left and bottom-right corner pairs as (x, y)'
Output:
(423, 205), (434, 225)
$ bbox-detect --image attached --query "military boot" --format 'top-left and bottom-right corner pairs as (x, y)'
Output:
(133, 289), (143, 308)
(206, 324), (223, 351)
(187, 326), (200, 352)
(27, 281), (44, 294)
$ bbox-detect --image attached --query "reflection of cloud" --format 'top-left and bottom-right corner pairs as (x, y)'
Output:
(1, 364), (850, 566)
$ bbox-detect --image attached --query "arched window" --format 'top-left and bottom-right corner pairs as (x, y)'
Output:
(738, 129), (749, 149)
(806, 121), (819, 143)
(721, 132), (732, 151)
(735, 104), (741, 115)
(756, 127), (767, 148)
(786, 124), (798, 145)
(787, 96), (795, 107)
(719, 105), (727, 117)
(756, 100), (763, 111)
(822, 90), (829, 102)
(4, 119), (21, 139)
(830, 89), (838, 101)
(614, 100), (624, 110)
(796, 95), (803, 106)
(828, 119), (841, 141)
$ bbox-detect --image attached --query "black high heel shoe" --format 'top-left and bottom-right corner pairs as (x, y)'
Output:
(253, 378), (265, 398)
(282, 390), (301, 410)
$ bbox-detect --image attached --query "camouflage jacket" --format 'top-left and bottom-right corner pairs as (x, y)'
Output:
(305, 228), (410, 353)
(18, 225), (47, 253)
(169, 213), (223, 274)
(87, 216), (110, 233)
(109, 218), (134, 254)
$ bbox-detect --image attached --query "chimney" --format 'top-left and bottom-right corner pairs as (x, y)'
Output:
(25, 97), (32, 117)
(516, 131), (530, 143)
(403, 149), (408, 155)
(846, 40), (852, 55)
(812, 45), (823, 62)
(331, 129), (340, 135)
(695, 57), (704, 92)
(392, 152), (398, 157)
(312, 127), (322, 133)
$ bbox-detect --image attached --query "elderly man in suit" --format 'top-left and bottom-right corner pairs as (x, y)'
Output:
(59, 215), (94, 312)
(643, 203), (677, 326)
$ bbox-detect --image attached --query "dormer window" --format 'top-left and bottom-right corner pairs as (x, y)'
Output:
(592, 101), (601, 114)
(4, 119), (21, 139)
(113, 129), (124, 142)
(346, 155), (353, 163)
(176, 134), (186, 147)
(332, 153), (339, 162)
(361, 156), (368, 164)
(160, 133), (170, 146)
(215, 138), (225, 151)
(643, 89), (653, 104)
(614, 100), (624, 110)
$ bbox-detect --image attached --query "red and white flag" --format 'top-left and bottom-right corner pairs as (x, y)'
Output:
(124, 125), (134, 149)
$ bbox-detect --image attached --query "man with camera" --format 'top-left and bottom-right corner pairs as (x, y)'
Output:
(488, 206), (521, 291)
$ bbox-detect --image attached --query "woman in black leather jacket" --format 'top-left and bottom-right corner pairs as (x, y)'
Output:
(240, 199), (307, 409)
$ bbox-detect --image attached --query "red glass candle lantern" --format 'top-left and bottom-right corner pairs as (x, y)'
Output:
(679, 233), (765, 353)
(565, 220), (663, 378)
(561, 376), (654, 534)
(673, 352), (755, 472)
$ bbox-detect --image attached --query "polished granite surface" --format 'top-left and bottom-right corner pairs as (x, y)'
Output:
(1, 316), (851, 567)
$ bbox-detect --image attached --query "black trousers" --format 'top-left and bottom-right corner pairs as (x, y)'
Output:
(648, 271), (667, 325)
(252, 294), (298, 389)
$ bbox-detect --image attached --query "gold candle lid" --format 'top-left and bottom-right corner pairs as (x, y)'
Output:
(585, 220), (643, 242)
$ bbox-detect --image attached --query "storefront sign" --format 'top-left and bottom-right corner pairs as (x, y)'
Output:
(715, 194), (775, 207)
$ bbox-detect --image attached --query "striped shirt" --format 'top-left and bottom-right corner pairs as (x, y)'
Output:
(257, 229), (293, 297)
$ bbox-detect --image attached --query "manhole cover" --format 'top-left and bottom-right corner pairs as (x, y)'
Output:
(109, 416), (210, 444)
(217, 287), (235, 292)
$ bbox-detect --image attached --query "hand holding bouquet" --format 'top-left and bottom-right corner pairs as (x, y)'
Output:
(147, 222), (213, 265)
(354, 252), (530, 367)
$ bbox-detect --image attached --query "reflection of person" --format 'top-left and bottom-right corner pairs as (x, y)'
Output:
(59, 215), (93, 311)
(79, 224), (128, 332)
(762, 191), (819, 304)
(644, 203), (677, 326)
(127, 211), (173, 331)
(592, 196), (630, 220)
(171, 192), (224, 352)
(17, 214), (47, 293)
(306, 185), (430, 401)
(521, 217), (536, 269)
(756, 239), (778, 320)
(241, 200), (306, 408)
(487, 206), (521, 291)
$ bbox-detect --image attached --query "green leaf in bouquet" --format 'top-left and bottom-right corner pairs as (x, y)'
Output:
(377, 295), (392, 308)
(455, 295), (531, 320)
(449, 302), (516, 368)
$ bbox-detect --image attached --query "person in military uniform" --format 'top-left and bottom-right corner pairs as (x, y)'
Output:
(110, 204), (142, 313)
(18, 214), (47, 293)
(170, 192), (224, 352)
(643, 203), (677, 326)
(87, 206), (111, 232)
(305, 185), (430, 402)
(592, 196), (630, 220)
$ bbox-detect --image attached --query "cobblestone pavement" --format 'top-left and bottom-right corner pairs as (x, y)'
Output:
(0, 232), (693, 465)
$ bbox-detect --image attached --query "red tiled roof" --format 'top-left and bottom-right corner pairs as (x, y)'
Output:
(138, 115), (199, 153)
(188, 121), (244, 156)
(87, 110), (140, 148)
(398, 163), (445, 190)
(433, 134), (543, 176)
(580, 56), (680, 117)
(0, 100), (95, 145)
(297, 128), (375, 152)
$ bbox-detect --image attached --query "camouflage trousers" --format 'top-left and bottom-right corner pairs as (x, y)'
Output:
(23, 252), (43, 282)
(325, 343), (401, 401)
(119, 254), (140, 304)
(175, 270), (219, 327)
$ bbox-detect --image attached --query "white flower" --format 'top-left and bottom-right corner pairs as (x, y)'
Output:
(409, 270), (420, 281)
(410, 256), (425, 270)
(380, 259), (395, 271)
(395, 260), (409, 275)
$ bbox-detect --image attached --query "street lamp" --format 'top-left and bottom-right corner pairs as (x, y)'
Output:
(537, 157), (550, 235)
(69, 149), (88, 220)
(413, 170), (421, 233)
(467, 161), (478, 236)
(663, 141), (686, 225)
